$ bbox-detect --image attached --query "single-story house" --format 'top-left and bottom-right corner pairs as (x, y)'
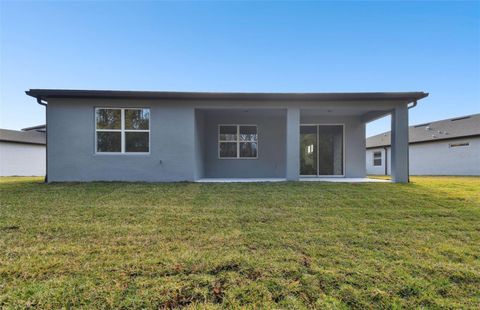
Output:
(0, 125), (46, 176)
(26, 89), (428, 183)
(366, 114), (480, 176)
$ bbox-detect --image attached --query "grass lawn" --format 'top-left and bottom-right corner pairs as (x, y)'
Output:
(1, 177), (479, 309)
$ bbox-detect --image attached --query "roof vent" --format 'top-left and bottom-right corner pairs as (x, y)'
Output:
(425, 126), (432, 130)
(432, 134), (437, 138)
(451, 116), (470, 121)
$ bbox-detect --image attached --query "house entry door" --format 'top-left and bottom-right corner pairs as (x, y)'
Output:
(300, 125), (344, 176)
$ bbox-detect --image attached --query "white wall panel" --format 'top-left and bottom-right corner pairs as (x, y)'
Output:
(0, 142), (46, 176)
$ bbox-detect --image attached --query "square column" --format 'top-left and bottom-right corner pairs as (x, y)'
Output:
(286, 107), (300, 180)
(391, 105), (409, 183)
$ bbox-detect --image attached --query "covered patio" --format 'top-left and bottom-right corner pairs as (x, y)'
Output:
(193, 92), (428, 183)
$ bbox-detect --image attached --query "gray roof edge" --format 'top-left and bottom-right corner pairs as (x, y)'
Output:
(0, 139), (46, 146)
(21, 124), (46, 131)
(26, 89), (429, 102)
(366, 133), (480, 149)
(0, 129), (46, 145)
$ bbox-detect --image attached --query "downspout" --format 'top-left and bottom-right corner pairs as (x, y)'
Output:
(407, 100), (417, 110)
(383, 146), (388, 176)
(36, 97), (48, 183)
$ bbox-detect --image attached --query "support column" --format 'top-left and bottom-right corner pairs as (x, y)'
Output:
(391, 105), (409, 183)
(286, 107), (300, 181)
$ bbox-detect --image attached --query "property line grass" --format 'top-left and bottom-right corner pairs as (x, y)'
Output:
(1, 177), (479, 308)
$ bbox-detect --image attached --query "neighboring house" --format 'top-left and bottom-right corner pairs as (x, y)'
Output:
(0, 125), (46, 176)
(26, 89), (428, 183)
(366, 114), (480, 176)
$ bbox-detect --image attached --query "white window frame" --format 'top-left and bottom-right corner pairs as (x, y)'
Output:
(218, 124), (258, 159)
(95, 107), (150, 155)
(373, 151), (382, 166)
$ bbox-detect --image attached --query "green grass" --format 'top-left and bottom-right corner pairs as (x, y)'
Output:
(1, 177), (479, 309)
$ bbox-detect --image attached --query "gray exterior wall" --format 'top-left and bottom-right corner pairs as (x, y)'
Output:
(366, 136), (480, 176)
(47, 98), (196, 182)
(45, 98), (410, 182)
(201, 110), (286, 178)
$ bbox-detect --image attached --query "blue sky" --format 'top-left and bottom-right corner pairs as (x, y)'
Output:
(1, 1), (479, 136)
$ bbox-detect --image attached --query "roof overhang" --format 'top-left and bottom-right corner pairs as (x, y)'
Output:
(0, 139), (46, 146)
(366, 133), (480, 149)
(21, 124), (46, 131)
(26, 89), (429, 104)
(0, 129), (46, 145)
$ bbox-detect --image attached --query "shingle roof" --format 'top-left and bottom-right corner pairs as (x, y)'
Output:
(366, 114), (480, 148)
(25, 89), (428, 104)
(0, 129), (46, 145)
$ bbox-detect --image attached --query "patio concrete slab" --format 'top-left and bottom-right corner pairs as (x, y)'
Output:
(196, 178), (287, 183)
(196, 178), (390, 183)
(300, 178), (390, 183)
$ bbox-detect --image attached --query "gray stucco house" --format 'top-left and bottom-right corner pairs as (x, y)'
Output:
(366, 113), (480, 176)
(26, 89), (428, 183)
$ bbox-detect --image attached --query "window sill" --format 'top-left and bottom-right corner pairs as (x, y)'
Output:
(94, 153), (151, 156)
(218, 157), (258, 160)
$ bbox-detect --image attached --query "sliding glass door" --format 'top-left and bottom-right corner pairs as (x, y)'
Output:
(300, 126), (317, 175)
(318, 125), (344, 175)
(300, 125), (344, 176)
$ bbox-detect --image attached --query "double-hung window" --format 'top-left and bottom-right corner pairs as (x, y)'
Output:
(373, 151), (382, 166)
(95, 108), (150, 153)
(219, 125), (258, 159)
